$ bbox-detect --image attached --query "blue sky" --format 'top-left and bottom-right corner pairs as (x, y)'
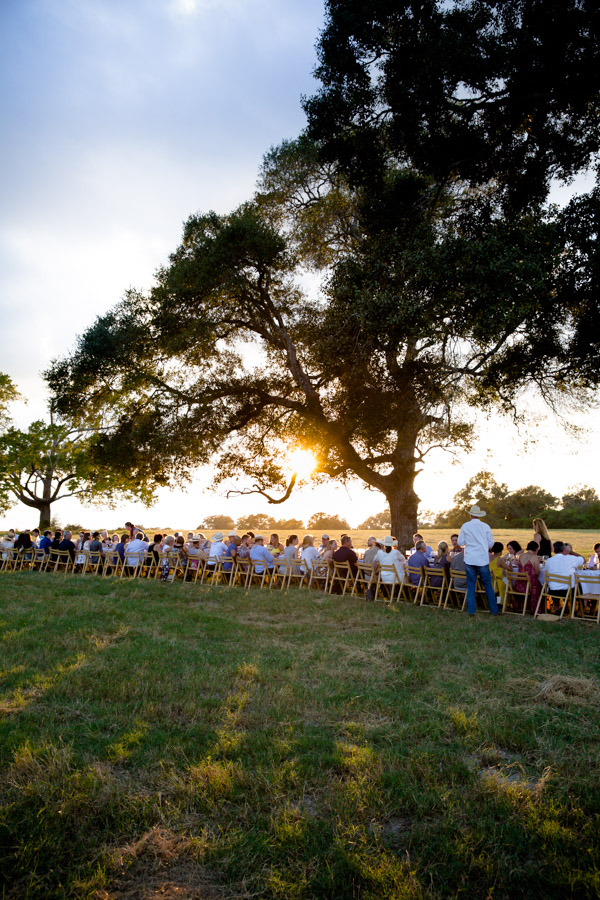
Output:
(0, 0), (598, 531)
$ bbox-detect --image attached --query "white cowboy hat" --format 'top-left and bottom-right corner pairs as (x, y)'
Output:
(254, 534), (264, 542)
(469, 505), (486, 517)
(383, 536), (397, 546)
(212, 531), (224, 541)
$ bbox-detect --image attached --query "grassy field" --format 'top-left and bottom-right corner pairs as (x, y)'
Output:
(1, 572), (599, 899)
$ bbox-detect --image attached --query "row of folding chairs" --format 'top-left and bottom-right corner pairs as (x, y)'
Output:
(2, 548), (598, 623)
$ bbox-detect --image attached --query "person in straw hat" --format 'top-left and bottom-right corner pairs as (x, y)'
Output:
(457, 505), (500, 617)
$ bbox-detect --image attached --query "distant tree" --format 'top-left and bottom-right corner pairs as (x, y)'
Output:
(501, 486), (558, 521)
(0, 415), (155, 531)
(437, 471), (560, 527)
(561, 486), (599, 509)
(0, 373), (19, 428)
(307, 512), (350, 532)
(235, 513), (276, 532)
(199, 514), (235, 531)
(358, 509), (391, 530)
(271, 517), (304, 530)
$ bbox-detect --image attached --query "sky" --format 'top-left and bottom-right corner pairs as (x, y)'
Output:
(0, 0), (599, 532)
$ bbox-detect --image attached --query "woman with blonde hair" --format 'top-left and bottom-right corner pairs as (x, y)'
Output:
(300, 534), (320, 574)
(533, 518), (552, 559)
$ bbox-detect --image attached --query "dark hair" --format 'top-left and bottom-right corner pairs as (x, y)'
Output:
(492, 542), (504, 554)
(247, 531), (255, 538)
(341, 535), (352, 545)
(507, 540), (522, 553)
(286, 534), (298, 546)
(385, 545), (392, 553)
(44, 530), (52, 537)
(553, 540), (564, 554)
(526, 541), (539, 552)
(153, 533), (163, 542)
(594, 543), (600, 552)
(451, 533), (459, 539)
(92, 531), (100, 538)
(120, 533), (129, 542)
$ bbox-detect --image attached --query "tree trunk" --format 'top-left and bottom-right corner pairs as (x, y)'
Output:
(386, 474), (420, 554)
(37, 501), (52, 531)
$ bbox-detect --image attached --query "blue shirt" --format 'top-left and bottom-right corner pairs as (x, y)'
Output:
(249, 545), (274, 573)
(407, 550), (429, 585)
(39, 536), (52, 553)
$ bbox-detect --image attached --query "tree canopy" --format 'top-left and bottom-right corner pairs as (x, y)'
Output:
(46, 2), (600, 546)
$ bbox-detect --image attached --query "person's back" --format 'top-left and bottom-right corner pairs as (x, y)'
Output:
(544, 545), (583, 589)
(249, 537), (274, 573)
(407, 545), (429, 585)
(450, 549), (467, 590)
(333, 538), (358, 576)
(14, 532), (33, 552)
(88, 536), (103, 562)
(126, 534), (148, 565)
(58, 533), (76, 561)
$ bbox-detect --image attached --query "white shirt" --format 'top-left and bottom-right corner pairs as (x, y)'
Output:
(208, 540), (228, 562)
(544, 553), (584, 589)
(374, 549), (406, 582)
(457, 518), (494, 566)
(126, 538), (149, 565)
(301, 545), (320, 574)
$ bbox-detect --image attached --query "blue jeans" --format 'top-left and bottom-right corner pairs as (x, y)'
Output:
(464, 563), (499, 615)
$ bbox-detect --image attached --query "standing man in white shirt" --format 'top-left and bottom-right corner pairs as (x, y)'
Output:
(457, 506), (500, 617)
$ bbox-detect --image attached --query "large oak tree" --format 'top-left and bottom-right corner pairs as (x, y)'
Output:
(46, 1), (600, 545)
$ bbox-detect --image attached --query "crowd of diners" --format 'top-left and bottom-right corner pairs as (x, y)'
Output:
(2, 518), (599, 605)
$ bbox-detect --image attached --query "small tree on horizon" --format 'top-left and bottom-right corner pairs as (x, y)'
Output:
(307, 512), (350, 532)
(199, 514), (235, 531)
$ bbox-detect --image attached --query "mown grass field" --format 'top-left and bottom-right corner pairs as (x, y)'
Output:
(1, 572), (599, 899)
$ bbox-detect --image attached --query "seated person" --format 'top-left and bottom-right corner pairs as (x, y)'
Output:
(587, 542), (600, 569)
(39, 530), (53, 554)
(543, 541), (584, 608)
(488, 541), (506, 602)
(411, 532), (434, 560)
(332, 535), (358, 578)
(58, 530), (77, 562)
(362, 536), (379, 566)
(300, 535), (320, 574)
(88, 531), (104, 564)
(407, 541), (431, 585)
(449, 548), (467, 591)
(249, 535), (275, 574)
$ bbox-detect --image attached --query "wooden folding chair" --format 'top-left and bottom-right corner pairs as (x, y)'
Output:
(31, 549), (50, 573)
(443, 568), (467, 609)
(503, 570), (532, 615)
(82, 550), (104, 577)
(373, 565), (402, 603)
(309, 558), (331, 592)
(401, 566), (425, 604)
(420, 566), (448, 608)
(573, 572), (600, 623)
(102, 551), (123, 578)
(49, 550), (74, 574)
(270, 555), (289, 590)
(180, 553), (204, 584)
(233, 556), (252, 588)
(538, 572), (573, 619)
(120, 551), (145, 579)
(328, 561), (352, 595)
(0, 549), (18, 573)
(352, 562), (373, 598)
(279, 557), (305, 591)
(199, 556), (221, 585)
(247, 558), (272, 589)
